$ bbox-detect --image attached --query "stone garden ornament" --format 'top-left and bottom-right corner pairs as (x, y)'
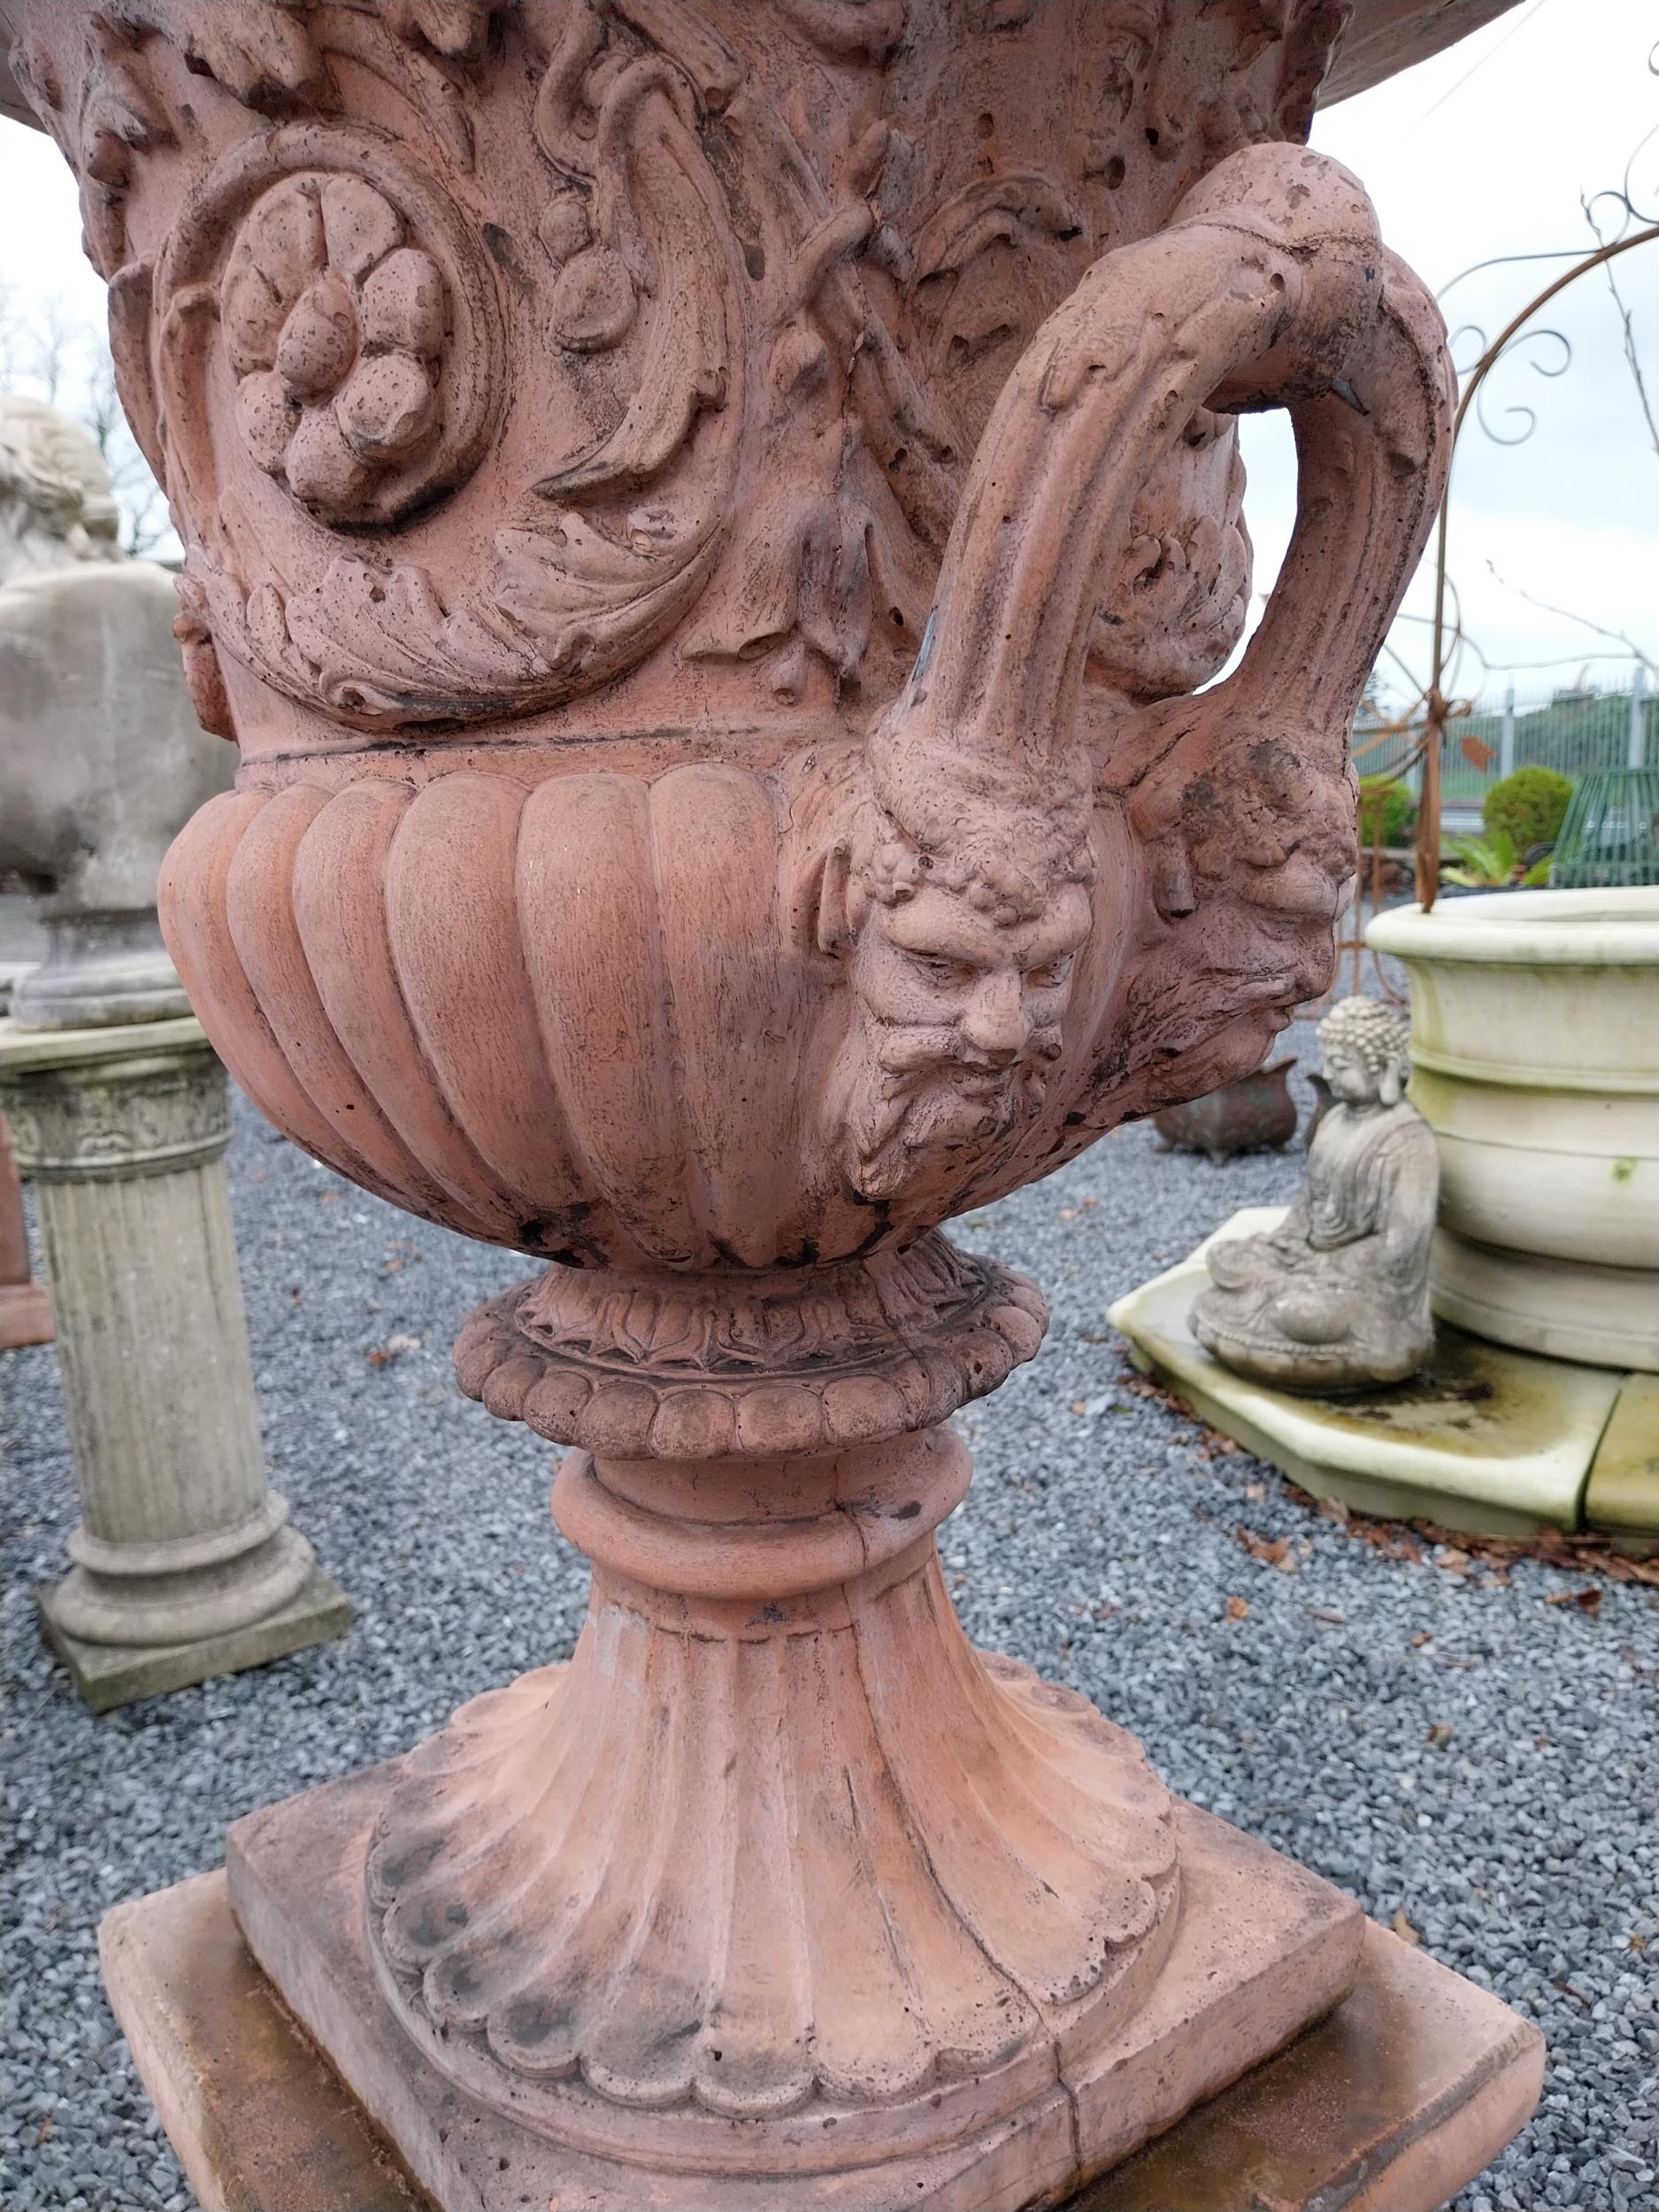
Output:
(0, 394), (231, 1026)
(3, 2), (1540, 2202)
(0, 393), (348, 1702)
(1194, 996), (1440, 1389)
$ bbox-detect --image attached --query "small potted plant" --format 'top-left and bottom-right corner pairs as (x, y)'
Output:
(1438, 826), (1554, 892)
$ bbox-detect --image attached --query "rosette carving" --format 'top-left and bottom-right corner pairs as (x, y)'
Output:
(224, 173), (455, 523)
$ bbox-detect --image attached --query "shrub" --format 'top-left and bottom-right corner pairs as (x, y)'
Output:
(1440, 829), (1552, 889)
(1357, 774), (1417, 849)
(1483, 765), (1573, 853)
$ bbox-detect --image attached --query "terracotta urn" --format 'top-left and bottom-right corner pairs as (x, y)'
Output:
(4, 3), (1512, 2204)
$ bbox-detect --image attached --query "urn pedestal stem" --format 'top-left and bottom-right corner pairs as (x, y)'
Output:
(0, 1016), (349, 1709)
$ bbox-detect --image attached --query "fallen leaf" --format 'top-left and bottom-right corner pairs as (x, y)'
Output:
(1316, 1494), (1351, 1525)
(1311, 1609), (1347, 1625)
(1425, 1723), (1454, 1747)
(1225, 1595), (1249, 1622)
(1058, 1207), (1078, 1221)
(1544, 1586), (1602, 1616)
(1237, 1528), (1298, 1573)
(34, 2115), (52, 2147)
(319, 1189), (342, 1203)
(1630, 1933), (1648, 1952)
(1196, 1430), (1244, 1459)
(1080, 1197), (1099, 1210)
(1079, 1329), (1109, 1344)
(1435, 1547), (1473, 1575)
(1070, 1400), (1088, 1416)
(367, 1333), (422, 1367)
(1390, 1909), (1421, 1947)
(1409, 1631), (1432, 1648)
(1244, 1481), (1267, 1503)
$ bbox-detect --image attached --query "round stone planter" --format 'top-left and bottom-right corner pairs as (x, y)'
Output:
(1367, 887), (1659, 1370)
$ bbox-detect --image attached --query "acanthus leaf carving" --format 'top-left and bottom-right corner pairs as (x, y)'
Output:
(149, 4), (749, 731)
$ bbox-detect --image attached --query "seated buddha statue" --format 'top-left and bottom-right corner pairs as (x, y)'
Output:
(1191, 996), (1438, 1391)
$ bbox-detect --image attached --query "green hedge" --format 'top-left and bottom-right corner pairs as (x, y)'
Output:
(1357, 774), (1417, 849)
(1483, 765), (1574, 853)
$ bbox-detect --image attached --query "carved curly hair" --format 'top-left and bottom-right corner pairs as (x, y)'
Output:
(857, 742), (1096, 928)
(1317, 995), (1410, 1074)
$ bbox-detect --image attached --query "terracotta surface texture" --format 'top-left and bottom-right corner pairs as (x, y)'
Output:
(2, 1), (1539, 2201)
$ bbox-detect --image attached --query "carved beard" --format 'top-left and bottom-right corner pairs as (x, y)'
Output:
(846, 1024), (1061, 1202)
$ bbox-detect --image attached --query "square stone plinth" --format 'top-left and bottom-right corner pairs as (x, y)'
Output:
(39, 1564), (352, 1712)
(1110, 1209), (1623, 1538)
(100, 1853), (1541, 2212)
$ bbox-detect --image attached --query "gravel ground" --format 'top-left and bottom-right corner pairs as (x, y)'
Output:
(3, 1023), (1654, 2212)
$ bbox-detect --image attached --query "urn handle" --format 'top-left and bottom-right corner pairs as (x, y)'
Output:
(875, 142), (1453, 914)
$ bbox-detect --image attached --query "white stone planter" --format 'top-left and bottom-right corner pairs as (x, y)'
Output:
(1366, 887), (1659, 1371)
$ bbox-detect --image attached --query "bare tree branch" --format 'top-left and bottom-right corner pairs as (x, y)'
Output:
(1485, 557), (1658, 674)
(1600, 257), (1659, 458)
(0, 289), (176, 561)
(1580, 188), (1659, 463)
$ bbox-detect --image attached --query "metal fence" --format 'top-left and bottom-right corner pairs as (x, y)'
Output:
(1352, 665), (1657, 814)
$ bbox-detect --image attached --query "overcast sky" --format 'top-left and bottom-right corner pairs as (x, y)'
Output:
(1, 0), (1653, 710)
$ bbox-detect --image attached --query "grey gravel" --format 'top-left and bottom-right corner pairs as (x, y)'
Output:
(3, 1026), (1654, 2211)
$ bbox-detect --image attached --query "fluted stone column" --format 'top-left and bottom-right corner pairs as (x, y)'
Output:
(0, 955), (52, 1351)
(0, 1015), (349, 1709)
(0, 1107), (52, 1350)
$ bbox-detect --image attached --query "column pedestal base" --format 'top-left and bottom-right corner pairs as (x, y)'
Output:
(97, 1753), (1540, 2212)
(39, 1563), (351, 1712)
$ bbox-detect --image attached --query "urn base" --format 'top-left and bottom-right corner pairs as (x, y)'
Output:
(208, 1746), (1380, 2210)
(101, 1860), (1546, 2212)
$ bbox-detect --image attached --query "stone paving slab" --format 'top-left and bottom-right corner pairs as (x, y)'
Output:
(1110, 1210), (1622, 1537)
(1585, 1373), (1659, 1541)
